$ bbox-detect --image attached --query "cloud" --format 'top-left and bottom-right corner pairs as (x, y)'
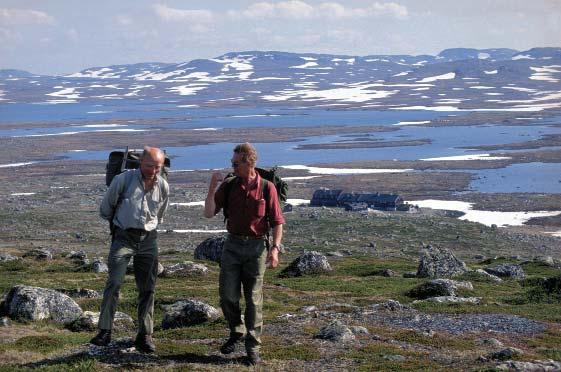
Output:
(228, 1), (408, 20)
(153, 4), (214, 23)
(0, 8), (55, 25)
(114, 15), (133, 26)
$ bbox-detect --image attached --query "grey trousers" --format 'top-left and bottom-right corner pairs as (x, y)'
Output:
(219, 234), (267, 351)
(98, 227), (158, 335)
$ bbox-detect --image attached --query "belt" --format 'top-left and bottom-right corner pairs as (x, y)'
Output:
(124, 227), (149, 235)
(228, 233), (265, 241)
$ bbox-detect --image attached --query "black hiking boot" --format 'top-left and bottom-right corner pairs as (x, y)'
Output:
(134, 333), (156, 353)
(220, 334), (243, 354)
(90, 329), (111, 346)
(245, 349), (262, 366)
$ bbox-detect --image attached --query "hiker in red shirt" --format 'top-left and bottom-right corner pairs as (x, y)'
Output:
(204, 142), (285, 366)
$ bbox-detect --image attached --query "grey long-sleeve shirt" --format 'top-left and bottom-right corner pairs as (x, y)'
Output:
(100, 169), (169, 231)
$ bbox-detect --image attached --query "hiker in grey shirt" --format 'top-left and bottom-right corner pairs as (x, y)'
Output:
(91, 146), (169, 353)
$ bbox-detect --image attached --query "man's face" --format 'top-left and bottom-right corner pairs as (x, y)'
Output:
(140, 155), (163, 181)
(231, 153), (248, 177)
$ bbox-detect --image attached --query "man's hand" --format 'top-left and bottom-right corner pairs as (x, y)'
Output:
(210, 172), (223, 192)
(266, 247), (279, 269)
(204, 172), (223, 218)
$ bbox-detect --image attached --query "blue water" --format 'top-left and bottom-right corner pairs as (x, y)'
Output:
(2, 100), (560, 194)
(470, 163), (561, 193)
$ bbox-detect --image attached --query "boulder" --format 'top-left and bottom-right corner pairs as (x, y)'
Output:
(194, 236), (225, 263)
(56, 288), (101, 299)
(280, 251), (332, 278)
(416, 245), (469, 278)
(162, 262), (209, 277)
(484, 264), (525, 280)
(92, 259), (109, 273)
(161, 300), (220, 329)
(407, 279), (473, 299)
(2, 285), (82, 324)
(67, 250), (88, 261)
(68, 310), (134, 332)
(534, 256), (556, 267)
(0, 253), (20, 263)
(418, 296), (481, 304)
(23, 248), (53, 260)
(474, 269), (503, 283)
(488, 347), (524, 361)
(372, 300), (409, 312)
(314, 320), (355, 342)
(497, 359), (561, 371)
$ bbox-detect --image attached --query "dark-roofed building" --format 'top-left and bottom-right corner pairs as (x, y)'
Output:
(310, 188), (343, 207)
(312, 188), (405, 211)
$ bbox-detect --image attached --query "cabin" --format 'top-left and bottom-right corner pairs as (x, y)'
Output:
(310, 188), (343, 207)
(311, 188), (405, 211)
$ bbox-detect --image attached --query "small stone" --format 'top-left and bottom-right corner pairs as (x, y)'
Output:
(161, 299), (220, 329)
(474, 269), (503, 283)
(484, 264), (525, 280)
(497, 359), (561, 371)
(314, 320), (355, 342)
(380, 269), (396, 277)
(194, 236), (225, 263)
(92, 259), (109, 273)
(280, 251), (332, 278)
(0, 253), (20, 263)
(162, 262), (209, 277)
(416, 245), (469, 278)
(534, 256), (555, 267)
(301, 305), (318, 313)
(351, 326), (370, 335)
(417, 296), (481, 304)
(23, 248), (53, 261)
(479, 338), (503, 347)
(69, 311), (134, 332)
(488, 347), (524, 361)
(403, 272), (417, 278)
(0, 317), (10, 327)
(383, 354), (406, 362)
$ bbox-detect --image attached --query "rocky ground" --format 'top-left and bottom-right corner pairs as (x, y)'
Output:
(0, 160), (561, 371)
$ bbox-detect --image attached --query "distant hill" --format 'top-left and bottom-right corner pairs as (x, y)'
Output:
(1, 47), (560, 111)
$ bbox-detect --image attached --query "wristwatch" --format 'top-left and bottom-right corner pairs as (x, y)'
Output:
(270, 243), (283, 252)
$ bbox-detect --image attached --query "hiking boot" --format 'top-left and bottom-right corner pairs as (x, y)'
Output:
(245, 349), (262, 366)
(220, 334), (243, 354)
(134, 333), (156, 353)
(90, 329), (111, 346)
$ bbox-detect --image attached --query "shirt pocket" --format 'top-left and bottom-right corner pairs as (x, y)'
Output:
(255, 198), (266, 217)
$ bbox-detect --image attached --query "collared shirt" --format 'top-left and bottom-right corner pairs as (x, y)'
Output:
(214, 173), (285, 237)
(100, 169), (169, 231)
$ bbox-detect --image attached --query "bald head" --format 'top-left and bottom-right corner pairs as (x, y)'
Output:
(140, 146), (165, 181)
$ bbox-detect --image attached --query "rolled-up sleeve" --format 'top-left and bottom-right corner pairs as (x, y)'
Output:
(266, 185), (285, 227)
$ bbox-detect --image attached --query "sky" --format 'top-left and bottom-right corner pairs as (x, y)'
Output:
(0, 0), (560, 75)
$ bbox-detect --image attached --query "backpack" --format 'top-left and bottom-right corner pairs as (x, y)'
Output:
(222, 167), (288, 220)
(105, 146), (171, 186)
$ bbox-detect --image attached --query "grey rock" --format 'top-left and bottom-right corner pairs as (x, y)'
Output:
(489, 347), (524, 361)
(535, 256), (556, 267)
(351, 326), (370, 335)
(314, 320), (355, 342)
(416, 245), (469, 278)
(340, 249), (353, 256)
(0, 253), (20, 262)
(194, 236), (225, 263)
(484, 264), (525, 280)
(372, 300), (409, 311)
(474, 269), (503, 283)
(161, 299), (220, 329)
(3, 285), (82, 324)
(301, 305), (318, 313)
(418, 296), (481, 304)
(162, 262), (209, 277)
(56, 288), (101, 299)
(479, 338), (504, 347)
(23, 248), (53, 260)
(473, 254), (486, 260)
(67, 250), (88, 261)
(326, 251), (344, 257)
(380, 269), (396, 277)
(280, 251), (332, 277)
(383, 354), (406, 362)
(403, 271), (418, 278)
(69, 310), (134, 332)
(497, 359), (561, 371)
(92, 259), (109, 273)
(407, 279), (473, 299)
(0, 317), (10, 327)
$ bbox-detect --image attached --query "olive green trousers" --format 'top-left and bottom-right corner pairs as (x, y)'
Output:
(219, 234), (267, 351)
(98, 228), (158, 335)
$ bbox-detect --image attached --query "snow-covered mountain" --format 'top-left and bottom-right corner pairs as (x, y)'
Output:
(1, 48), (560, 111)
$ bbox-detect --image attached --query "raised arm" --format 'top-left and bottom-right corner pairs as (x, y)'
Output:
(204, 172), (223, 218)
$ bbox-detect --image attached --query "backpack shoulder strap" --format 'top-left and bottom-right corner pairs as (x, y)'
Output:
(222, 176), (237, 221)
